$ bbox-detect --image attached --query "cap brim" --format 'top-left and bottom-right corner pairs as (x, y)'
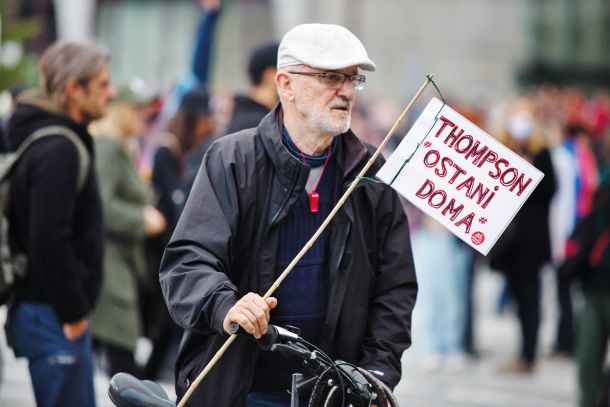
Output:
(279, 58), (376, 72)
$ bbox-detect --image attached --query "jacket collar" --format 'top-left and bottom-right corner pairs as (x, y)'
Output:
(258, 104), (368, 185)
(9, 88), (92, 152)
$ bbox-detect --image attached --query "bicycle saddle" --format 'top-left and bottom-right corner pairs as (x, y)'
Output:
(109, 372), (175, 407)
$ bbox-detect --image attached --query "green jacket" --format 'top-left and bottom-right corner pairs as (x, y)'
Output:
(91, 136), (150, 351)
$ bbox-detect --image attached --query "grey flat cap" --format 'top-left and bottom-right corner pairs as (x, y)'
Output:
(277, 23), (376, 72)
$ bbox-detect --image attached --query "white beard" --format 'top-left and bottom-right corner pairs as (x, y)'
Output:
(293, 84), (354, 135)
(310, 110), (351, 135)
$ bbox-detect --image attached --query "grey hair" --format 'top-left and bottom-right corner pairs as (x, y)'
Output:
(39, 41), (110, 107)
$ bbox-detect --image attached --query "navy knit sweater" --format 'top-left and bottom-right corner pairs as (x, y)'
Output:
(251, 130), (336, 393)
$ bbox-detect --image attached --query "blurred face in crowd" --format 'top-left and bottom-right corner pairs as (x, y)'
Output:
(285, 65), (358, 136)
(118, 103), (148, 138)
(507, 111), (534, 142)
(68, 64), (116, 124)
(194, 115), (216, 143)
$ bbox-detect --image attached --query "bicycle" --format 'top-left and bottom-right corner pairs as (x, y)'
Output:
(108, 324), (399, 407)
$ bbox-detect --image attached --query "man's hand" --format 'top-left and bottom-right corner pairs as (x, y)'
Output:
(143, 205), (167, 236)
(223, 293), (277, 339)
(63, 318), (88, 341)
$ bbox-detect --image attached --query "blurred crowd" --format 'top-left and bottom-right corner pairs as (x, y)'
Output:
(406, 85), (610, 407)
(1, 1), (610, 407)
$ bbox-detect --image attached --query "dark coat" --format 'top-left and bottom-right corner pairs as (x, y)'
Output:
(160, 106), (418, 406)
(7, 90), (104, 323)
(151, 145), (183, 234)
(490, 148), (557, 273)
(151, 136), (217, 236)
(224, 95), (270, 136)
(569, 168), (610, 294)
(590, 167), (610, 293)
(143, 136), (217, 343)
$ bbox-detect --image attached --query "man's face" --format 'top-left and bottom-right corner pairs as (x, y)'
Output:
(76, 65), (115, 123)
(120, 104), (148, 137)
(290, 65), (358, 135)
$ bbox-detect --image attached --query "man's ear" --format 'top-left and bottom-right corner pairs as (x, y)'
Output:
(65, 79), (85, 104)
(275, 70), (295, 102)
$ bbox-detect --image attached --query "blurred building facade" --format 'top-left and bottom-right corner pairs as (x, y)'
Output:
(4, 0), (610, 103)
(95, 0), (531, 105)
(522, 0), (610, 90)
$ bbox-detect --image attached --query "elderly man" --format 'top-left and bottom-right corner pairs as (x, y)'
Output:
(160, 23), (417, 406)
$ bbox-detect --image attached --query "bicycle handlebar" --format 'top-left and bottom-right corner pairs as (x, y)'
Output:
(108, 324), (399, 407)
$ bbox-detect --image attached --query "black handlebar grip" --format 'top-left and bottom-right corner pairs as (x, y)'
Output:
(230, 324), (279, 350)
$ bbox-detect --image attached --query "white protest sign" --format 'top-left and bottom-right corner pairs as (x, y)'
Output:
(377, 97), (544, 255)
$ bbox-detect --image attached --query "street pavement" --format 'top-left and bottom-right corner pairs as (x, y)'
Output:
(0, 268), (577, 406)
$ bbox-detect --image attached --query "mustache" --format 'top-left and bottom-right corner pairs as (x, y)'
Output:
(330, 97), (352, 110)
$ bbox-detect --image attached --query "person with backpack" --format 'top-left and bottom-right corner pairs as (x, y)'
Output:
(5, 41), (116, 407)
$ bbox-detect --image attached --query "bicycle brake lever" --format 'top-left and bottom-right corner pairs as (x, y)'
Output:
(335, 361), (372, 399)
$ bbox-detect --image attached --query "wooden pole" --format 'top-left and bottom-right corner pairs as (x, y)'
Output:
(176, 74), (433, 407)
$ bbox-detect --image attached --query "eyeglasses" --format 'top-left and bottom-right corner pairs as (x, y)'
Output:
(289, 71), (366, 91)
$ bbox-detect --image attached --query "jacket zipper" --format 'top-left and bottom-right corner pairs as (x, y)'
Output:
(270, 165), (302, 225)
(321, 221), (351, 349)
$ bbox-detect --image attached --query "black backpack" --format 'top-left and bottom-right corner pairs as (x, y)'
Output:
(0, 125), (90, 304)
